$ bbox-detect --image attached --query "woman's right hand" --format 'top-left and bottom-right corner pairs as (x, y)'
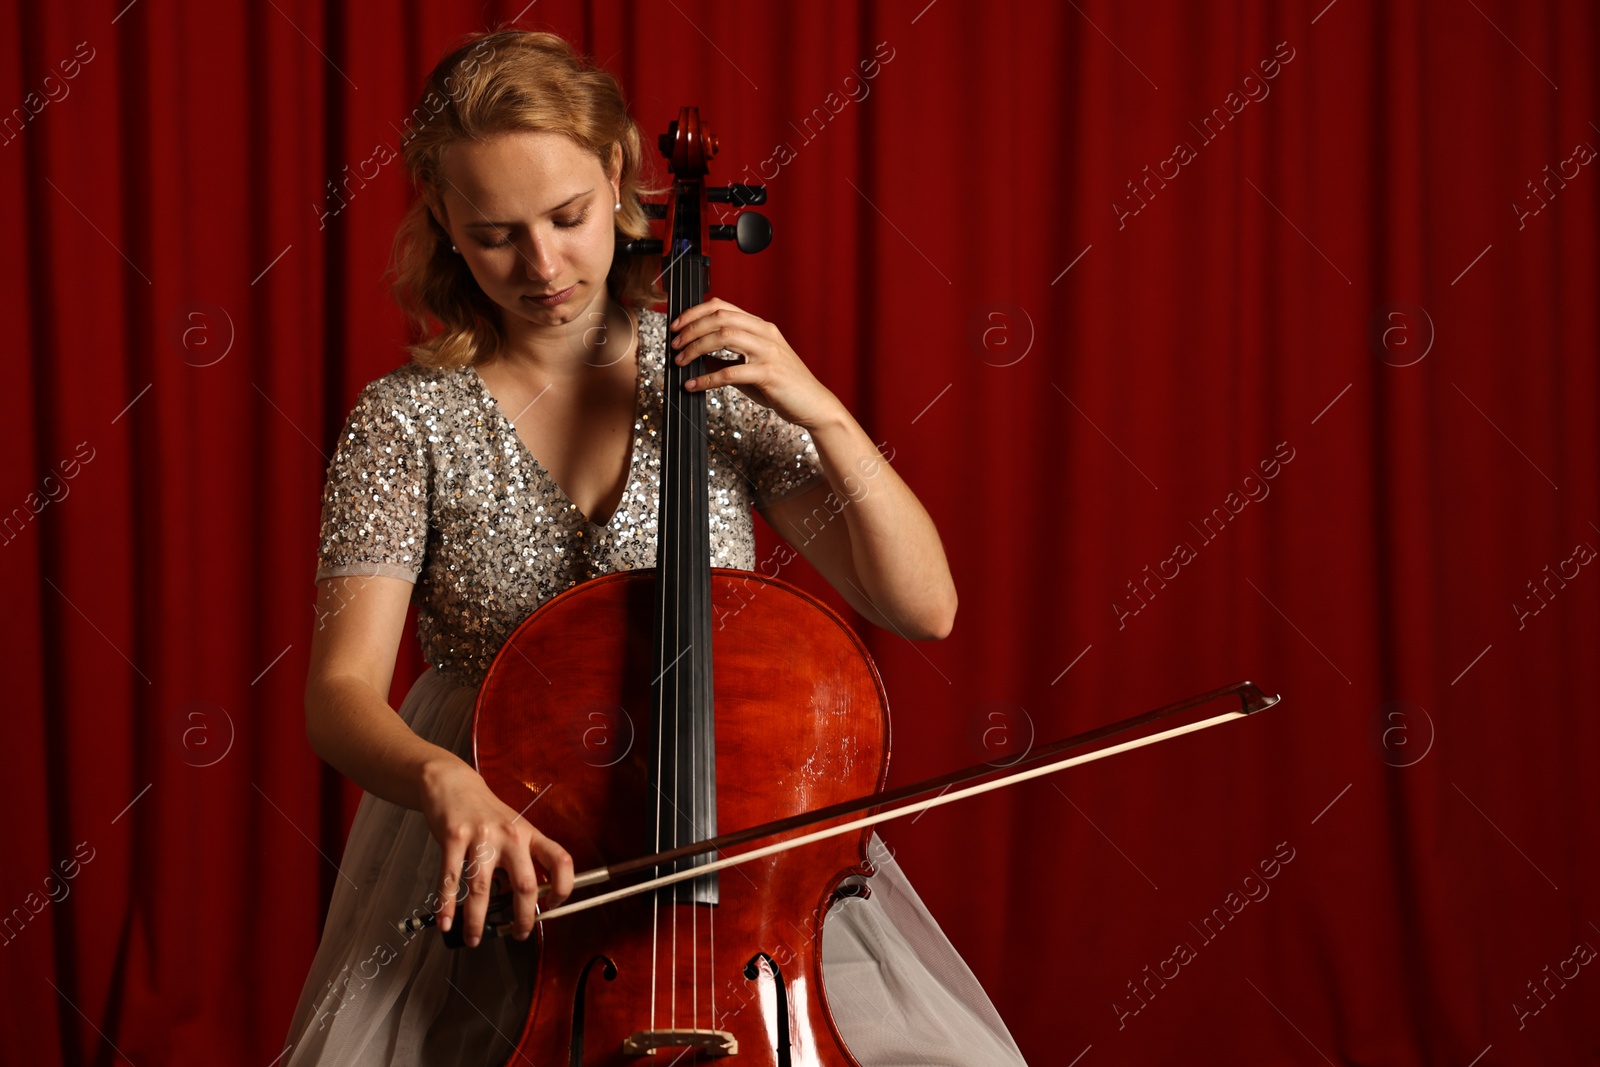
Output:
(420, 758), (575, 946)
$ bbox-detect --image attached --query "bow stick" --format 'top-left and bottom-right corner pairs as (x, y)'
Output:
(402, 679), (1280, 936)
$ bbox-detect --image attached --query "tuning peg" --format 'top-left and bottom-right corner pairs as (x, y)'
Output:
(710, 211), (772, 254)
(707, 183), (767, 207)
(619, 238), (664, 256)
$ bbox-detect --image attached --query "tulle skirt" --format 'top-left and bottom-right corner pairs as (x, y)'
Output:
(282, 667), (1027, 1066)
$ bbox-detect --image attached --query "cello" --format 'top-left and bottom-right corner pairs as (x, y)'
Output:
(471, 106), (889, 1065)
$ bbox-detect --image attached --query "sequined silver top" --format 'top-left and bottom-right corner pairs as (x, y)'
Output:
(315, 308), (825, 688)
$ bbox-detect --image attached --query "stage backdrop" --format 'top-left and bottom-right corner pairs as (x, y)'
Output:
(2, 0), (1596, 1063)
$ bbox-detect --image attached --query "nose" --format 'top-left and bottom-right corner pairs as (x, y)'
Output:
(524, 231), (559, 283)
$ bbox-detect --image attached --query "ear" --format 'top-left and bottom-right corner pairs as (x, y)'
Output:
(605, 143), (623, 200)
(425, 193), (450, 236)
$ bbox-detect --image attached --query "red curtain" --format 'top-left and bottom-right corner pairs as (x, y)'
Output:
(3, 0), (1596, 1063)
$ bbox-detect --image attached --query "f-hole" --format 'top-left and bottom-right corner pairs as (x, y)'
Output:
(570, 954), (618, 1067)
(744, 952), (792, 1067)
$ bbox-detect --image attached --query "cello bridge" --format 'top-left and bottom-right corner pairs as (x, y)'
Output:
(622, 1028), (738, 1056)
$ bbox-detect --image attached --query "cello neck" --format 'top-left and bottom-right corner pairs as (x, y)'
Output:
(649, 107), (719, 905)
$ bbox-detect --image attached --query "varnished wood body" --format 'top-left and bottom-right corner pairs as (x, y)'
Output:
(474, 568), (890, 1066)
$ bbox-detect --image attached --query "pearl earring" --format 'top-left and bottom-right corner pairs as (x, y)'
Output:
(614, 201), (622, 212)
(450, 244), (459, 253)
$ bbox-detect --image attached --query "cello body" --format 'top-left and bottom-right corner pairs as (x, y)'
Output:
(473, 568), (889, 1065)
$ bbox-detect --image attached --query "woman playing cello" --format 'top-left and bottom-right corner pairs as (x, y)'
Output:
(282, 28), (1026, 1066)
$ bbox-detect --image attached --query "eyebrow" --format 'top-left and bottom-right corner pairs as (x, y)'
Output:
(463, 187), (595, 228)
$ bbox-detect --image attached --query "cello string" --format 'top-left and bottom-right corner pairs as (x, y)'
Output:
(658, 232), (685, 1035)
(682, 221), (696, 1028)
(677, 200), (695, 1031)
(692, 236), (705, 1034)
(669, 225), (682, 1032)
(651, 212), (678, 1034)
(707, 246), (720, 1030)
(648, 265), (663, 1034)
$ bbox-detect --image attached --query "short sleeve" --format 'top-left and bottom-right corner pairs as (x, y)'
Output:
(719, 389), (828, 509)
(314, 377), (430, 584)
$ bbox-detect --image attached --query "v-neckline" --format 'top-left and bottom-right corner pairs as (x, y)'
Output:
(469, 344), (648, 529)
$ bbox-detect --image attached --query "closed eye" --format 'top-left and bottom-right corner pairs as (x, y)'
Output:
(474, 210), (590, 249)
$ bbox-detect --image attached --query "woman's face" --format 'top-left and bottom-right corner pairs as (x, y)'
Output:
(433, 130), (620, 333)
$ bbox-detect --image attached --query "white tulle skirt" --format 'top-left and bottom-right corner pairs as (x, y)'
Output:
(281, 667), (1026, 1066)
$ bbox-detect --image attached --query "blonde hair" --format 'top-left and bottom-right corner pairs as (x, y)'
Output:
(389, 29), (665, 369)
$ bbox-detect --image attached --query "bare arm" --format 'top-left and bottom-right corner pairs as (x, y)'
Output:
(305, 575), (574, 943)
(758, 419), (957, 640)
(305, 576), (453, 809)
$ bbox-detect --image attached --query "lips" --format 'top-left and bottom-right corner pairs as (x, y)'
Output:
(523, 284), (576, 305)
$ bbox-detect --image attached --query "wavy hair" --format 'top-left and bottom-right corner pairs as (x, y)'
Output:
(388, 29), (665, 369)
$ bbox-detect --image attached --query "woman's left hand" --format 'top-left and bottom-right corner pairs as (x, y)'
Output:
(670, 298), (844, 429)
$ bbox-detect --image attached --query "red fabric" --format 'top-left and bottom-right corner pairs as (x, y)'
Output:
(2, 0), (1596, 1063)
